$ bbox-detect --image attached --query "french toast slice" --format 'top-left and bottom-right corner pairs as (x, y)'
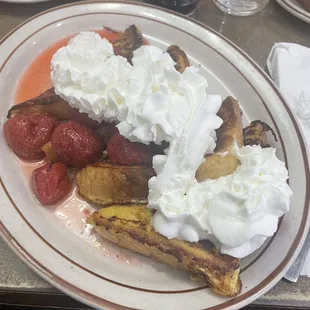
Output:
(112, 25), (144, 62)
(167, 45), (190, 73)
(7, 88), (70, 120)
(76, 161), (155, 206)
(196, 96), (243, 181)
(88, 205), (241, 297)
(243, 120), (277, 147)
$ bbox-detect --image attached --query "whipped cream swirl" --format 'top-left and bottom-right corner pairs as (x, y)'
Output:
(152, 145), (292, 258)
(51, 32), (132, 122)
(117, 46), (221, 145)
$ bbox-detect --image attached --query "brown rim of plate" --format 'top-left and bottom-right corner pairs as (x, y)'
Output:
(280, 0), (310, 19)
(0, 11), (286, 292)
(0, 1), (309, 309)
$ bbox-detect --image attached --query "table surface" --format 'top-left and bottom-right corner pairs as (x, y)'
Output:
(1, 0), (310, 309)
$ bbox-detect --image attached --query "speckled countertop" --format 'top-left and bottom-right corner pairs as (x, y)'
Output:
(0, 0), (310, 308)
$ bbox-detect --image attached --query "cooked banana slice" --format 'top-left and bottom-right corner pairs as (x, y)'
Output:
(196, 96), (243, 181)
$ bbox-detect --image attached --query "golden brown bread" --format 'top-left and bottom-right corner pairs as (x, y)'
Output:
(76, 161), (155, 206)
(196, 96), (243, 181)
(88, 205), (241, 297)
(41, 141), (59, 162)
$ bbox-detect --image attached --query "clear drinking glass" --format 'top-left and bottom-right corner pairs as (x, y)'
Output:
(213, 0), (270, 16)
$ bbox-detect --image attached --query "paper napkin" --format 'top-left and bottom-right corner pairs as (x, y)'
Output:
(267, 42), (310, 276)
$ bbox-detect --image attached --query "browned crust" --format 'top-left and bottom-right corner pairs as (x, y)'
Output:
(196, 96), (243, 181)
(167, 45), (190, 73)
(243, 120), (277, 148)
(113, 25), (144, 62)
(76, 161), (155, 206)
(7, 88), (70, 119)
(88, 205), (241, 297)
(215, 96), (243, 153)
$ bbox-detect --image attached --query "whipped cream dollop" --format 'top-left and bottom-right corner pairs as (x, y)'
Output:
(151, 145), (292, 258)
(51, 32), (132, 122)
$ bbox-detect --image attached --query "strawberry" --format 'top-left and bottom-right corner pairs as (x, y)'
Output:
(51, 121), (103, 168)
(32, 162), (71, 205)
(107, 133), (156, 165)
(3, 112), (58, 160)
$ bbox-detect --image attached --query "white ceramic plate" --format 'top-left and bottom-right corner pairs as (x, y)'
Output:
(277, 0), (310, 24)
(0, 1), (309, 309)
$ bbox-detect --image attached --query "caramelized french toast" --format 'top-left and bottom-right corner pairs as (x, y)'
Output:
(112, 25), (144, 62)
(243, 120), (277, 147)
(196, 96), (243, 181)
(88, 205), (241, 297)
(76, 161), (155, 206)
(167, 45), (190, 73)
(7, 88), (70, 120)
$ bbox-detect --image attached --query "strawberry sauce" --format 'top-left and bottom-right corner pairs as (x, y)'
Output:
(14, 29), (141, 267)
